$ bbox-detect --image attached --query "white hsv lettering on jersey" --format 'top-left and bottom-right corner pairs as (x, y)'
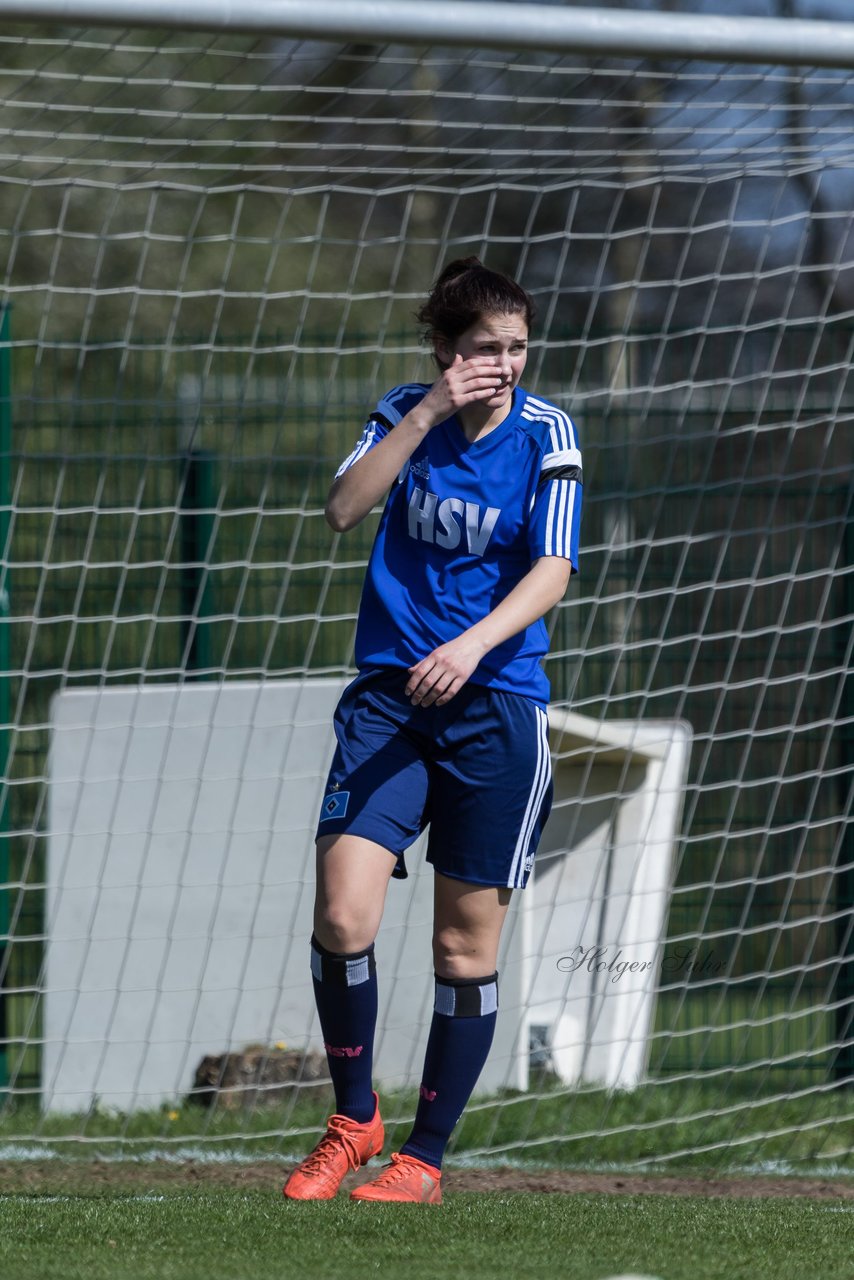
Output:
(436, 496), (465, 549)
(407, 487), (500, 556)
(408, 487), (437, 541)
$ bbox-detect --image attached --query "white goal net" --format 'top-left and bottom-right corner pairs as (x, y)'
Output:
(0, 2), (852, 1173)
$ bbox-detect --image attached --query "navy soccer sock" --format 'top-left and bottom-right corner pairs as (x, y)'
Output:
(400, 972), (498, 1170)
(310, 933), (378, 1124)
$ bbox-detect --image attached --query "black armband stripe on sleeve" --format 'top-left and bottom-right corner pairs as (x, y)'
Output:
(368, 411), (395, 433)
(538, 464), (583, 486)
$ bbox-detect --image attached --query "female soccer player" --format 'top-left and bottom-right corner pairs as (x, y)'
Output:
(283, 257), (582, 1205)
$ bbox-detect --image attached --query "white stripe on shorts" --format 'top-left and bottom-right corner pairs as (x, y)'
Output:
(507, 706), (551, 888)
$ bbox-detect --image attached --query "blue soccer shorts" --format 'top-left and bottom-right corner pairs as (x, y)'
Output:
(315, 667), (553, 889)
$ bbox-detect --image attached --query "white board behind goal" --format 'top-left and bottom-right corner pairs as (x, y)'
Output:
(45, 680), (690, 1112)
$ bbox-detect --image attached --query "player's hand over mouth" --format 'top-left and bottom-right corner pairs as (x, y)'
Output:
(417, 353), (503, 427)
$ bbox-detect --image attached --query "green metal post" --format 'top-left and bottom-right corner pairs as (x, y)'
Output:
(0, 305), (11, 1092)
(836, 488), (854, 1082)
(180, 448), (216, 678)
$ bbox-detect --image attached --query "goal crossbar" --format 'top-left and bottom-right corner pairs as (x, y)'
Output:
(2, 0), (854, 70)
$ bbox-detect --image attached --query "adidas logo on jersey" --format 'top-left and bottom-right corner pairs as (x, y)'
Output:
(407, 487), (500, 556)
(410, 457), (430, 481)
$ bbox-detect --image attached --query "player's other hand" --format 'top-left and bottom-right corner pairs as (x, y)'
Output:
(418, 353), (503, 427)
(405, 632), (488, 708)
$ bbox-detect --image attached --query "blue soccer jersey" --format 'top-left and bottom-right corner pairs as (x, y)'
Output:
(334, 382), (583, 707)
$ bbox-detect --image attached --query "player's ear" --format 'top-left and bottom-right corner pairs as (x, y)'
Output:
(434, 335), (453, 368)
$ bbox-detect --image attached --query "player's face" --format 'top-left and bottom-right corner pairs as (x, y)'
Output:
(441, 311), (529, 408)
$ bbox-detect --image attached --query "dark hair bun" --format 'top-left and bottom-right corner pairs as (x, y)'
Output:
(416, 258), (535, 369)
(433, 256), (483, 287)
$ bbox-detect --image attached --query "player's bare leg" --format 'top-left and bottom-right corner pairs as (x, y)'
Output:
(283, 835), (396, 1201)
(352, 873), (511, 1204)
(313, 833), (397, 953)
(430, 872), (512, 978)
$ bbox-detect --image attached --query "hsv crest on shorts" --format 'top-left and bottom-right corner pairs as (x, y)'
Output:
(320, 790), (350, 820)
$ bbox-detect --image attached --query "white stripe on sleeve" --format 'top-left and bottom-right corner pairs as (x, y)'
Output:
(555, 476), (568, 557)
(541, 447), (583, 472)
(545, 478), (559, 556)
(525, 396), (579, 450)
(333, 420), (386, 479)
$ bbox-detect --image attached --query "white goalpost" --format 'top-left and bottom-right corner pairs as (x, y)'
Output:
(0, 0), (852, 1172)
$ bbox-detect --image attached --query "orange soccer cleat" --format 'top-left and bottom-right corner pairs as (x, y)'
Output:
(282, 1092), (384, 1201)
(350, 1151), (442, 1204)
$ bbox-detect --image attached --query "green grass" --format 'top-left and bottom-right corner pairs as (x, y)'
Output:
(3, 1074), (854, 1278)
(1, 1187), (852, 1280)
(3, 1075), (854, 1174)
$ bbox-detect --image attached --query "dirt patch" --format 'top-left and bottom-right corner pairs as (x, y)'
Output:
(446, 1169), (854, 1199)
(1, 1161), (853, 1200)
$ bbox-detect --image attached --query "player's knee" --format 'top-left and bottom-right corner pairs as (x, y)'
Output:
(432, 927), (494, 979)
(314, 902), (376, 955)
